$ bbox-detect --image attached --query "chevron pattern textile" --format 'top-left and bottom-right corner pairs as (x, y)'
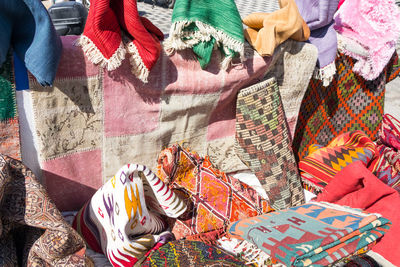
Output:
(293, 52), (400, 161)
(369, 114), (400, 193)
(228, 201), (391, 267)
(0, 53), (20, 160)
(235, 77), (304, 210)
(299, 131), (377, 194)
(73, 164), (186, 267)
(141, 240), (247, 266)
(156, 144), (271, 243)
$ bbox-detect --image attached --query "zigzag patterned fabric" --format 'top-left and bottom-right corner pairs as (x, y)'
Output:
(156, 144), (272, 243)
(370, 114), (400, 192)
(299, 131), (376, 194)
(228, 201), (391, 267)
(235, 77), (304, 210)
(293, 51), (400, 161)
(141, 240), (247, 266)
(73, 164), (186, 267)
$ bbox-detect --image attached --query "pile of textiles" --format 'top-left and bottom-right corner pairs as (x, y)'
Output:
(299, 114), (400, 194)
(228, 201), (391, 266)
(156, 144), (271, 242)
(0, 154), (89, 266)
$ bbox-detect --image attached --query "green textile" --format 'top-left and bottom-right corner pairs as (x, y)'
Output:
(166, 0), (244, 69)
(0, 53), (16, 121)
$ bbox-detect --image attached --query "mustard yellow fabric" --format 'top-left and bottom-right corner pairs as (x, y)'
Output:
(243, 0), (310, 56)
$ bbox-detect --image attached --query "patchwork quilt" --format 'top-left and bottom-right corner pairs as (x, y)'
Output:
(28, 35), (277, 211)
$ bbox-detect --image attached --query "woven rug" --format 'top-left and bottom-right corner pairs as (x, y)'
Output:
(293, 51), (400, 161)
(0, 54), (20, 160)
(0, 154), (88, 266)
(235, 77), (304, 210)
(28, 35), (278, 212)
(264, 39), (318, 138)
(228, 201), (391, 267)
(156, 144), (271, 243)
(141, 240), (247, 266)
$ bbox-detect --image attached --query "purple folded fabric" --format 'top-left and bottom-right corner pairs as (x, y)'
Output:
(295, 0), (339, 86)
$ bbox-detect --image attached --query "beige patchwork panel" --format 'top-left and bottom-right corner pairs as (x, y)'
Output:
(31, 77), (103, 160)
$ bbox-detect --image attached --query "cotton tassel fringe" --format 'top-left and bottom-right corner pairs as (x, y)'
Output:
(164, 20), (245, 70)
(126, 42), (150, 83)
(78, 35), (126, 71)
(312, 61), (336, 87)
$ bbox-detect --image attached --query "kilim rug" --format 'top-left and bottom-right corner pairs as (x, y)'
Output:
(156, 144), (271, 243)
(141, 240), (247, 267)
(228, 201), (391, 267)
(0, 154), (88, 266)
(264, 39), (318, 138)
(235, 77), (304, 210)
(28, 35), (280, 212)
(299, 130), (377, 194)
(293, 51), (400, 161)
(0, 53), (20, 160)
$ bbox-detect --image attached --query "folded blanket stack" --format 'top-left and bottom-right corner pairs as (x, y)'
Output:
(164, 0), (244, 70)
(228, 201), (391, 267)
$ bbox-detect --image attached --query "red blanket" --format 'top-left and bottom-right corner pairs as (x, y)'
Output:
(316, 161), (400, 266)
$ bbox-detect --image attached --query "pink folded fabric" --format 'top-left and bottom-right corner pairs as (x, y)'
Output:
(334, 0), (400, 80)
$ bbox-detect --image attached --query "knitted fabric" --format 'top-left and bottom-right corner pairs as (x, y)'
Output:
(235, 78), (304, 210)
(228, 201), (390, 267)
(334, 0), (400, 81)
(0, 0), (62, 86)
(293, 51), (400, 161)
(73, 164), (186, 267)
(164, 0), (244, 70)
(79, 0), (164, 83)
(242, 0), (310, 57)
(0, 53), (20, 160)
(299, 131), (377, 194)
(295, 0), (339, 86)
(0, 154), (88, 266)
(141, 240), (247, 266)
(156, 144), (271, 243)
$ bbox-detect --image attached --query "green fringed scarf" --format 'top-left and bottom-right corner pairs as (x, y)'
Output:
(164, 0), (245, 70)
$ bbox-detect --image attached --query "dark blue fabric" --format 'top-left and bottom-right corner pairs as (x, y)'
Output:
(13, 52), (29, 91)
(0, 0), (62, 86)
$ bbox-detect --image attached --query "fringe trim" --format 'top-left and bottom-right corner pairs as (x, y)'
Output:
(78, 35), (126, 71)
(312, 61), (336, 87)
(125, 41), (150, 83)
(164, 20), (245, 68)
(234, 240), (272, 266)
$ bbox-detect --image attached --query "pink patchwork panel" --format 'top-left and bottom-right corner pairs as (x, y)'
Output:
(207, 56), (273, 140)
(164, 49), (226, 95)
(54, 36), (100, 78)
(42, 149), (102, 212)
(103, 58), (162, 137)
